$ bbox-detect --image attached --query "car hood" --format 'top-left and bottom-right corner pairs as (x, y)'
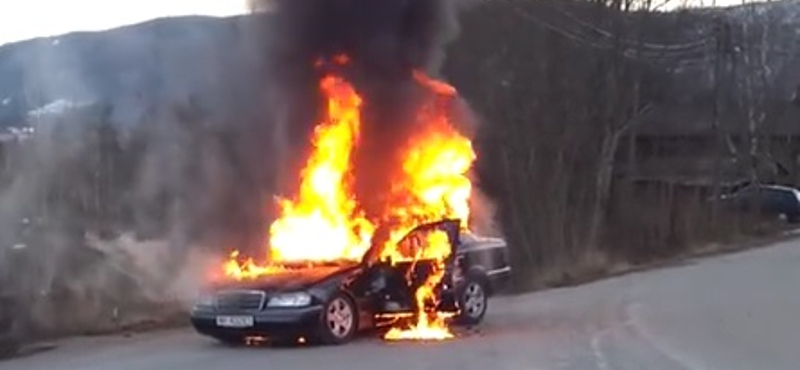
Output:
(211, 263), (359, 293)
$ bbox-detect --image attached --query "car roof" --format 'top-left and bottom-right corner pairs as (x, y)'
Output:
(460, 232), (505, 245)
(743, 184), (799, 192)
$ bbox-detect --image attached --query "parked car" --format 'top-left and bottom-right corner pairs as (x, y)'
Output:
(718, 184), (800, 223)
(190, 219), (511, 345)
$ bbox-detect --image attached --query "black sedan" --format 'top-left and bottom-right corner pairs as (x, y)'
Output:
(190, 219), (511, 345)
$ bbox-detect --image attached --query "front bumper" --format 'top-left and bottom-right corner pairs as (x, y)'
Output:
(190, 305), (324, 339)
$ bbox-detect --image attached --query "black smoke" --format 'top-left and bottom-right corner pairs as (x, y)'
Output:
(254, 0), (463, 219)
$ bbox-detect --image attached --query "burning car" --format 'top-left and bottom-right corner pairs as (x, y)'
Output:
(186, 46), (500, 344)
(190, 219), (510, 345)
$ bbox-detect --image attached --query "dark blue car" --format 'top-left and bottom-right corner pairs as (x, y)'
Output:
(719, 184), (800, 223)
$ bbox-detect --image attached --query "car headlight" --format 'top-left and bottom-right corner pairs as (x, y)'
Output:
(194, 293), (215, 308)
(267, 292), (312, 307)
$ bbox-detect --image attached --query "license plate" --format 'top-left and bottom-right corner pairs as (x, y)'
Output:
(215, 315), (254, 328)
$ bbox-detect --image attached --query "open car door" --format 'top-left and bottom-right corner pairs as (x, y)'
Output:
(363, 219), (461, 317)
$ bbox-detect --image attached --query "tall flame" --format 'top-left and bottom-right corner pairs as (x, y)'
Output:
(222, 66), (474, 342)
(383, 230), (455, 341)
(380, 73), (471, 341)
(268, 76), (374, 262)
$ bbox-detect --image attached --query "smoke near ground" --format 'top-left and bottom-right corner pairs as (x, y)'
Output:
(0, 28), (273, 338)
(0, 108), (228, 338)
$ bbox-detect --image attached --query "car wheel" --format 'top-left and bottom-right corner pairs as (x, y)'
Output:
(456, 276), (488, 326)
(318, 292), (358, 345)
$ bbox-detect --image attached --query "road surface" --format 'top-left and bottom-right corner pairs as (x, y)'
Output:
(3, 237), (800, 370)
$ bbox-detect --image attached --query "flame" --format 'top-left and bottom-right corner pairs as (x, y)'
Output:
(383, 230), (455, 341)
(413, 70), (456, 96)
(392, 112), (474, 228)
(333, 54), (350, 65)
(221, 64), (474, 342)
(223, 251), (288, 280)
(221, 75), (373, 278)
(380, 74), (472, 341)
(383, 272), (454, 340)
(268, 75), (374, 263)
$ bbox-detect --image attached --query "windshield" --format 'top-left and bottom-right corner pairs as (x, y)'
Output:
(273, 259), (357, 269)
(361, 219), (459, 264)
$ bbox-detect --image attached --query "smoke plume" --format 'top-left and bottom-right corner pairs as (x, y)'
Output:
(253, 0), (481, 223)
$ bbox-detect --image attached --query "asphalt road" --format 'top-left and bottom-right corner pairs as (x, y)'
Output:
(3, 237), (800, 370)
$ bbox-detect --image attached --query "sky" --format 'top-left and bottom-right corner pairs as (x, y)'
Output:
(0, 0), (753, 47)
(0, 0), (249, 46)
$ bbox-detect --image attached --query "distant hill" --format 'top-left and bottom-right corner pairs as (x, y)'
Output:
(1, 2), (799, 131)
(0, 15), (270, 128)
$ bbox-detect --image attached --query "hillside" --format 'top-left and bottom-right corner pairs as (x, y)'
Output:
(0, 2), (798, 132)
(0, 15), (269, 129)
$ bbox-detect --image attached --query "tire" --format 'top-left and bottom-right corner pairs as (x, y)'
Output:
(317, 292), (358, 345)
(456, 275), (489, 326)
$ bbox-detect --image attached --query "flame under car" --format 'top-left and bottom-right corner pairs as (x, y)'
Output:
(190, 219), (511, 345)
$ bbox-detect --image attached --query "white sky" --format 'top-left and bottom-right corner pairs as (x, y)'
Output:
(663, 0), (748, 10)
(0, 0), (755, 47)
(0, 0), (249, 46)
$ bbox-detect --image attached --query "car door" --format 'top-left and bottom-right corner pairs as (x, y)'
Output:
(362, 219), (460, 315)
(767, 188), (800, 217)
(731, 186), (759, 211)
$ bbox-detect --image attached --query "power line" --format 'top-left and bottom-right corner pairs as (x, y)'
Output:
(506, 2), (714, 65)
(549, 2), (714, 52)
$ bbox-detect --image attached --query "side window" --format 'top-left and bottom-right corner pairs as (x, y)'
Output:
(396, 233), (424, 258)
(758, 189), (793, 209)
(393, 225), (454, 261)
(731, 187), (756, 206)
(776, 190), (797, 206)
(760, 189), (776, 208)
(737, 186), (757, 198)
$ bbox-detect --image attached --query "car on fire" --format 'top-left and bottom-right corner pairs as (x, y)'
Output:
(190, 219), (511, 345)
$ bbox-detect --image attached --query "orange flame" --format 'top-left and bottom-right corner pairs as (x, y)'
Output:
(222, 64), (474, 342)
(383, 230), (455, 341)
(379, 74), (471, 340)
(333, 54), (350, 65)
(268, 75), (374, 263)
(413, 70), (456, 96)
(394, 114), (474, 227)
(224, 251), (287, 280)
